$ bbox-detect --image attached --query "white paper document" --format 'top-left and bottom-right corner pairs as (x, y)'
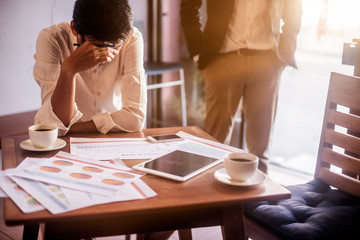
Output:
(9, 176), (72, 214)
(0, 184), (7, 197)
(69, 132), (244, 162)
(9, 152), (144, 195)
(177, 131), (245, 155)
(60, 178), (156, 212)
(0, 171), (45, 213)
(10, 175), (156, 214)
(176, 131), (246, 159)
(70, 137), (183, 160)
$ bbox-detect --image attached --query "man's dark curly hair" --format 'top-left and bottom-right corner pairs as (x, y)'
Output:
(72, 0), (133, 43)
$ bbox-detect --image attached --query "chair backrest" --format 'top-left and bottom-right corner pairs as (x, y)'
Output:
(315, 72), (360, 197)
(0, 110), (37, 149)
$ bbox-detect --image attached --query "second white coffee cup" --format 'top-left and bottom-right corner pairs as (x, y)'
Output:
(224, 152), (259, 182)
(29, 124), (58, 148)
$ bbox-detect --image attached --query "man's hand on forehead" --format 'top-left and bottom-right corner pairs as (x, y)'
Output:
(65, 40), (120, 74)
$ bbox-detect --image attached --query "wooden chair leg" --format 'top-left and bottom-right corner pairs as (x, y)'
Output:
(178, 229), (192, 240)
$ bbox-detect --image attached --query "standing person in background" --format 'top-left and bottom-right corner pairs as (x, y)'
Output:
(34, 0), (147, 136)
(180, 0), (302, 173)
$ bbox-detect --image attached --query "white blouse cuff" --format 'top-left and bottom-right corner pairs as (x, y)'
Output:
(92, 112), (116, 134)
(57, 109), (83, 136)
(35, 102), (83, 136)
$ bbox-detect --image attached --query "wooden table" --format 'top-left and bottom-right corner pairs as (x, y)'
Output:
(1, 126), (290, 240)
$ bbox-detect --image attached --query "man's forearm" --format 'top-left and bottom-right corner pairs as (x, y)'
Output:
(69, 120), (98, 133)
(282, 0), (302, 36)
(51, 65), (76, 127)
(180, 0), (203, 58)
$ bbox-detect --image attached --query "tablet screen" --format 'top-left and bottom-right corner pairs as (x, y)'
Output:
(141, 150), (220, 179)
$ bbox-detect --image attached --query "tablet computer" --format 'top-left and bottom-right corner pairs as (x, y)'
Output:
(132, 149), (222, 182)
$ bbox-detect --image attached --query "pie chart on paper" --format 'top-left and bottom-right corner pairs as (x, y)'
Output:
(70, 173), (92, 179)
(102, 179), (124, 186)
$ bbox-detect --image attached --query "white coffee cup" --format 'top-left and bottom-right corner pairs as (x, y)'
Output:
(28, 124), (58, 148)
(224, 152), (259, 182)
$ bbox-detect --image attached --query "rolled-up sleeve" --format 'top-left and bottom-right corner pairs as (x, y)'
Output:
(92, 28), (147, 133)
(33, 25), (83, 136)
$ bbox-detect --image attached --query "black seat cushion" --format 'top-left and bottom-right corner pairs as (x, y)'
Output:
(245, 179), (360, 240)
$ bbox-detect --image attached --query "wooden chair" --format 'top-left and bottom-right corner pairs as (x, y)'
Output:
(244, 72), (360, 240)
(0, 110), (37, 149)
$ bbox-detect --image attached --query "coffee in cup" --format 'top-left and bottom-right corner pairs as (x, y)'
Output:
(224, 152), (259, 182)
(28, 124), (58, 148)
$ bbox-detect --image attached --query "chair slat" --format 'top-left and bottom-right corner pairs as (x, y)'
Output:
(327, 109), (360, 133)
(321, 147), (360, 176)
(330, 73), (360, 112)
(324, 128), (360, 157)
(319, 167), (360, 198)
(316, 72), (360, 188)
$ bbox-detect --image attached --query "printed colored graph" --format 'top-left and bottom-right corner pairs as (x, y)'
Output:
(82, 166), (104, 173)
(40, 166), (61, 173)
(113, 172), (135, 178)
(70, 173), (92, 179)
(53, 160), (74, 166)
(102, 179), (124, 186)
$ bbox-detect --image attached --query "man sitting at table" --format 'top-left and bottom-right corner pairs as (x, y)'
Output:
(33, 0), (147, 136)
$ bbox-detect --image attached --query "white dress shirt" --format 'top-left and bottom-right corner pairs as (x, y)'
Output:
(33, 22), (146, 136)
(220, 0), (275, 53)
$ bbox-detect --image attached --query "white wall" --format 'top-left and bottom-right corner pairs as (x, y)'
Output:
(0, 0), (147, 116)
(1, 0), (48, 115)
(0, 0), (75, 116)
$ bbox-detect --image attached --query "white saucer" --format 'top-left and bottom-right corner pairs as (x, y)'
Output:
(214, 168), (267, 187)
(20, 139), (66, 152)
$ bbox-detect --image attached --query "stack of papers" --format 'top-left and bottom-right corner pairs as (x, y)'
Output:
(0, 131), (244, 214)
(0, 152), (155, 214)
